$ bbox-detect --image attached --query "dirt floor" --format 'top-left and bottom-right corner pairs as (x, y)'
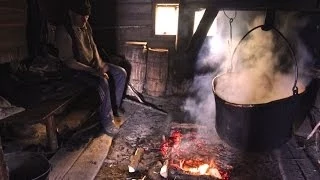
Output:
(95, 96), (282, 180)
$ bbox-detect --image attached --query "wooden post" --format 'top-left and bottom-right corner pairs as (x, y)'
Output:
(175, 6), (218, 79)
(45, 115), (58, 151)
(0, 137), (9, 180)
(176, 0), (194, 52)
(174, 0), (195, 80)
(186, 7), (219, 60)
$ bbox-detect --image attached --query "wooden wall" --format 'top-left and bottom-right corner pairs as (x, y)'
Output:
(90, 0), (177, 53)
(0, 0), (27, 64)
(90, 0), (181, 95)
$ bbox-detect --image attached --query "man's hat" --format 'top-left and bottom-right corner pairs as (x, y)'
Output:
(69, 0), (91, 16)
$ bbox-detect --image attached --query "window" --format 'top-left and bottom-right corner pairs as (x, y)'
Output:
(155, 4), (179, 35)
(193, 9), (218, 36)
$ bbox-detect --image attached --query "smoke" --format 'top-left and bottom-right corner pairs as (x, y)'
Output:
(182, 11), (316, 138)
(183, 73), (218, 137)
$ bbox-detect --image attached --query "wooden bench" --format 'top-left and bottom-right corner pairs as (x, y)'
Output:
(0, 89), (85, 151)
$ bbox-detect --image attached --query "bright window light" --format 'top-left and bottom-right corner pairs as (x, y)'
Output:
(194, 9), (218, 36)
(155, 4), (179, 35)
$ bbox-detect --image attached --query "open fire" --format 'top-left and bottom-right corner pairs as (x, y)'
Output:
(160, 129), (231, 179)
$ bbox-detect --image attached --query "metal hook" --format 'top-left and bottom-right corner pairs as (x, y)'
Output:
(261, 10), (275, 31)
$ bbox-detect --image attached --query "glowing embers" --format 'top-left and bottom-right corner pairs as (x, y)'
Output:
(173, 159), (223, 178)
(161, 130), (231, 179)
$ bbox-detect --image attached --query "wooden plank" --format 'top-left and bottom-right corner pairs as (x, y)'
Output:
(49, 103), (97, 179)
(117, 0), (152, 4)
(278, 159), (305, 180)
(0, 89), (84, 124)
(0, 26), (26, 49)
(49, 140), (91, 180)
(297, 159), (320, 180)
(276, 142), (305, 180)
(303, 144), (320, 170)
(0, 0), (26, 10)
(62, 134), (113, 180)
(184, 0), (319, 11)
(94, 27), (152, 42)
(116, 14), (153, 26)
(0, 9), (25, 24)
(116, 4), (152, 14)
(117, 28), (152, 41)
(277, 138), (320, 180)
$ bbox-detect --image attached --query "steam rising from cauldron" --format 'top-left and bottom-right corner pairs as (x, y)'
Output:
(216, 13), (313, 104)
(182, 11), (315, 135)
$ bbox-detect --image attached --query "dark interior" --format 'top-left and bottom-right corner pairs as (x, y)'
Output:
(0, 0), (320, 179)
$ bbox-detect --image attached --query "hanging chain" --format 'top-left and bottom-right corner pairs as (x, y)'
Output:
(223, 10), (237, 71)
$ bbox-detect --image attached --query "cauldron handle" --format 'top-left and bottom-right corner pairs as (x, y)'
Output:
(230, 25), (299, 96)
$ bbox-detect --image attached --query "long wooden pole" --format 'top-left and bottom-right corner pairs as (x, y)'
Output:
(0, 137), (9, 180)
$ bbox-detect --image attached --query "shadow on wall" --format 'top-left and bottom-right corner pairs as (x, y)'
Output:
(90, 0), (117, 53)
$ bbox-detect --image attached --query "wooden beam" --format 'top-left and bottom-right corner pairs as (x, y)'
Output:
(0, 137), (9, 180)
(174, 5), (218, 80)
(176, 0), (194, 52)
(185, 0), (320, 11)
(186, 7), (218, 56)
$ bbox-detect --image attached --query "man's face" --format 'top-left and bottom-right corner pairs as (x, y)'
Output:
(70, 10), (89, 27)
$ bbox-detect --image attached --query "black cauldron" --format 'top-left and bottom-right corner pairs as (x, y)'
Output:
(212, 25), (318, 152)
(213, 75), (317, 152)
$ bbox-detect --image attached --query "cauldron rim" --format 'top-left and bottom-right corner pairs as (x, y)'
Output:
(212, 73), (308, 107)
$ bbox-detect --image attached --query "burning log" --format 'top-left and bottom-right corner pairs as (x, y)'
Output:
(128, 148), (144, 173)
(160, 129), (231, 180)
(168, 168), (220, 180)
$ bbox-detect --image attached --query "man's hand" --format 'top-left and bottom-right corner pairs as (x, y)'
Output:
(98, 64), (109, 79)
(103, 72), (109, 79)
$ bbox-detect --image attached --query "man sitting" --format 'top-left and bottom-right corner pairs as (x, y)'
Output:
(55, 0), (127, 136)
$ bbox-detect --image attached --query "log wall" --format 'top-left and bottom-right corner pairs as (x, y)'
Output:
(0, 0), (27, 64)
